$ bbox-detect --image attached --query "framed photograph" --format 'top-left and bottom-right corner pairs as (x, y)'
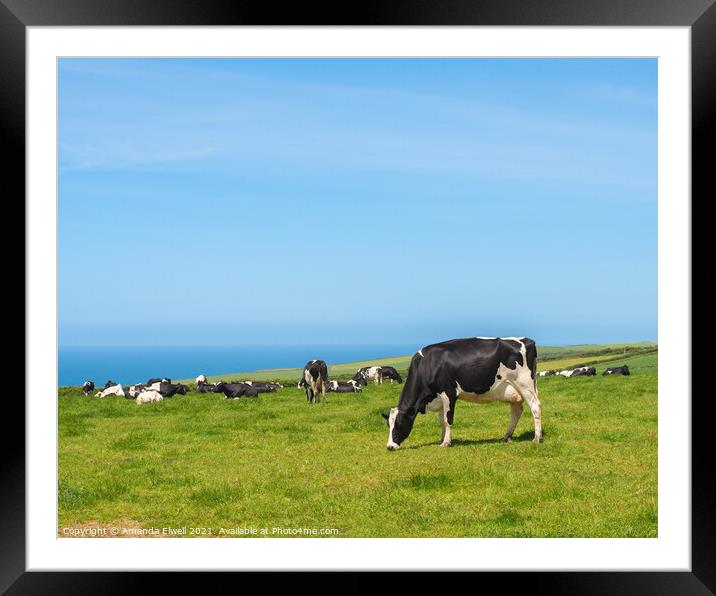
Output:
(8, 0), (708, 591)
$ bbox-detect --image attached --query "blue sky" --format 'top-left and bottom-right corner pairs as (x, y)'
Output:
(58, 58), (657, 347)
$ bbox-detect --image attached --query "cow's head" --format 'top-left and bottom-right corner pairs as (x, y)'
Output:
(381, 407), (416, 450)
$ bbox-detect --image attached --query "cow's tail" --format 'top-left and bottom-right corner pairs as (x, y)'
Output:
(522, 338), (538, 391)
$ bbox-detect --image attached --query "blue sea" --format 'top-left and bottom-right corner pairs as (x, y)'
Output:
(58, 344), (419, 387)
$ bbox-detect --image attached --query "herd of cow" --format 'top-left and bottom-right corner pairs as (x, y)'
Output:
(77, 336), (632, 450)
(79, 363), (405, 404)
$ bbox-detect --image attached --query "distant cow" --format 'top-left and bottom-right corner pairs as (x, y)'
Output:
(147, 377), (171, 385)
(126, 384), (146, 399)
(197, 381), (223, 393)
(103, 380), (117, 389)
(300, 360), (328, 404)
(82, 381), (95, 395)
(350, 370), (368, 386)
(380, 366), (403, 384)
(214, 381), (259, 399)
(382, 337), (541, 449)
(326, 380), (362, 393)
(354, 366), (383, 385)
(558, 366), (596, 378)
(538, 370), (557, 377)
(96, 384), (125, 398)
(136, 389), (163, 404)
(156, 382), (188, 397)
(603, 365), (630, 376)
(238, 381), (279, 394)
(195, 374), (207, 385)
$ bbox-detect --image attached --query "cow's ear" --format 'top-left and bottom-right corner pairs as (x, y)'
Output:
(381, 412), (390, 420)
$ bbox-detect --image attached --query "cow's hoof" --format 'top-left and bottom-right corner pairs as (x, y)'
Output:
(502, 436), (512, 443)
(440, 442), (451, 447)
(533, 437), (541, 444)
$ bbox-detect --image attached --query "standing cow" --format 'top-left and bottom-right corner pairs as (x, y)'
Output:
(382, 337), (541, 449)
(82, 381), (95, 395)
(300, 359), (328, 404)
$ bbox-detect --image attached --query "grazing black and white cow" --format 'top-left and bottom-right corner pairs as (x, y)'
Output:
(603, 365), (630, 376)
(381, 337), (541, 450)
(300, 360), (328, 404)
(82, 381), (95, 395)
(380, 366), (403, 384)
(326, 380), (362, 393)
(147, 377), (171, 385)
(214, 382), (259, 399)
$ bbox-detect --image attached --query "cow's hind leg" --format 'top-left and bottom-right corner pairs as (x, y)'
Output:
(515, 384), (542, 443)
(503, 402), (523, 442)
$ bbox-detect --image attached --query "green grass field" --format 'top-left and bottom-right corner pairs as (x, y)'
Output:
(58, 346), (657, 538)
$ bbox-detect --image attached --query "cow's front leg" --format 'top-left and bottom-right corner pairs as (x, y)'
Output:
(438, 392), (453, 447)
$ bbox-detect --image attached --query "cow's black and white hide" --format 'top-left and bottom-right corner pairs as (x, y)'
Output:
(197, 381), (221, 393)
(156, 382), (188, 397)
(95, 384), (125, 398)
(147, 377), (171, 385)
(82, 381), (95, 395)
(350, 371), (368, 387)
(603, 365), (630, 376)
(538, 370), (557, 377)
(326, 380), (362, 393)
(564, 366), (597, 377)
(381, 337), (541, 449)
(103, 380), (117, 389)
(195, 374), (207, 385)
(214, 382), (259, 399)
(301, 359), (328, 404)
(126, 384), (147, 399)
(136, 389), (163, 404)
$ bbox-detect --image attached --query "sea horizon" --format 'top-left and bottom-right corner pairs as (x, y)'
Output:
(58, 343), (422, 387)
(57, 340), (655, 387)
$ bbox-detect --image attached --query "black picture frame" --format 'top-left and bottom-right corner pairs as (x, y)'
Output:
(6, 0), (708, 592)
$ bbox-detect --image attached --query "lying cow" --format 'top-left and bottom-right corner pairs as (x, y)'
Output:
(300, 360), (328, 403)
(136, 389), (163, 404)
(603, 365), (630, 376)
(125, 384), (146, 399)
(538, 370), (557, 377)
(147, 377), (171, 385)
(155, 382), (188, 397)
(196, 381), (221, 393)
(380, 366), (403, 384)
(382, 337), (541, 449)
(350, 370), (368, 387)
(96, 384), (125, 398)
(215, 381), (259, 399)
(326, 380), (362, 393)
(570, 367), (597, 377)
(82, 381), (95, 395)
